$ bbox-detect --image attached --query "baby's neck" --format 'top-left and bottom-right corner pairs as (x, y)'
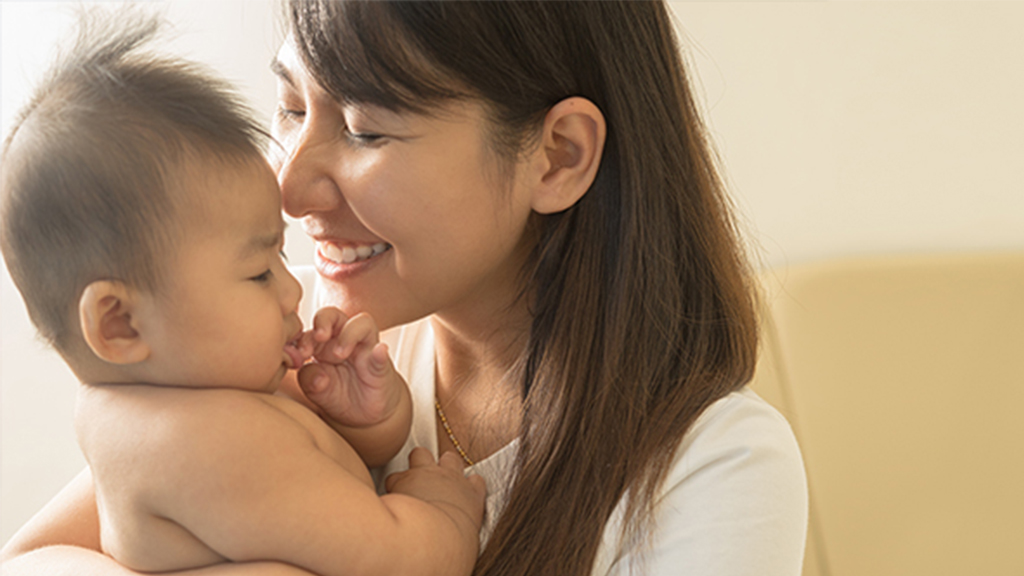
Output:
(65, 352), (141, 389)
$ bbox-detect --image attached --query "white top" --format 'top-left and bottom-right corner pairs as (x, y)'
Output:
(296, 267), (809, 575)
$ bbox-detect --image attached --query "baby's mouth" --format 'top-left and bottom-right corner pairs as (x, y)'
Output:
(283, 338), (304, 369)
(319, 241), (391, 265)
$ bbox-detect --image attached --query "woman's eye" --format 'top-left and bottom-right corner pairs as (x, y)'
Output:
(344, 127), (384, 146)
(250, 270), (273, 283)
(275, 105), (305, 122)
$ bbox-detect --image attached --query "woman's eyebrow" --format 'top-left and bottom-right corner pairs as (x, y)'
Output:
(269, 57), (295, 88)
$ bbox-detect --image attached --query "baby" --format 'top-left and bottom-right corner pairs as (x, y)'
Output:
(0, 13), (483, 576)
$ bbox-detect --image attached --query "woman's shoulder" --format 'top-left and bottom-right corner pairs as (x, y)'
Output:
(666, 387), (806, 494)
(685, 387), (800, 453)
(600, 389), (808, 575)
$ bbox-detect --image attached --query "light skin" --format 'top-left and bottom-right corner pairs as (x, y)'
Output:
(37, 155), (484, 576)
(0, 39), (605, 575)
(271, 41), (605, 460)
(76, 158), (307, 395)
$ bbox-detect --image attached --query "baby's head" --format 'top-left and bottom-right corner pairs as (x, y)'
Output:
(1, 12), (302, 388)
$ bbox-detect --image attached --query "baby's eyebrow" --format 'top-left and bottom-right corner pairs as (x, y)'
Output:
(240, 226), (285, 260)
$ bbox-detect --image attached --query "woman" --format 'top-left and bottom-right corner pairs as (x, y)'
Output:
(1, 1), (807, 574)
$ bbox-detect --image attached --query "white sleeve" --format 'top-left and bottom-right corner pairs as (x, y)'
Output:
(605, 389), (808, 576)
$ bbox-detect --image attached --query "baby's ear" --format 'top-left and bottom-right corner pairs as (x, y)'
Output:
(78, 280), (150, 365)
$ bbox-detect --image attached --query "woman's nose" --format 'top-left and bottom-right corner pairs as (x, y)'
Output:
(276, 125), (343, 219)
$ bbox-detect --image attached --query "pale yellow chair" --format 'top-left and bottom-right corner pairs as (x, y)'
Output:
(749, 252), (1024, 576)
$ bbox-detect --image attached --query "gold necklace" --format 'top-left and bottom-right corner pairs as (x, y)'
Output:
(434, 398), (475, 466)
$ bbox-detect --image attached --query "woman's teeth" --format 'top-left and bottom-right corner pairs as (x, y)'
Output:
(321, 242), (390, 264)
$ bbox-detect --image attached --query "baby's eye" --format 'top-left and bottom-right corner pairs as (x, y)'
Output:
(250, 270), (273, 283)
(279, 249), (289, 262)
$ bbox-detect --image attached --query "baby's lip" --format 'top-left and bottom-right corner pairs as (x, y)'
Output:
(282, 326), (305, 369)
(283, 339), (305, 369)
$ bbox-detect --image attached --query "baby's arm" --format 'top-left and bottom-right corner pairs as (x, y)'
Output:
(293, 308), (412, 467)
(144, 394), (484, 576)
(0, 468), (318, 576)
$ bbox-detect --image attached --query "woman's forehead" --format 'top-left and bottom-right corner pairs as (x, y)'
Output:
(272, 39), (480, 128)
(271, 40), (307, 89)
(277, 18), (473, 116)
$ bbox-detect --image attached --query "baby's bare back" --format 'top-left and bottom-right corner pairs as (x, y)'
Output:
(75, 384), (371, 572)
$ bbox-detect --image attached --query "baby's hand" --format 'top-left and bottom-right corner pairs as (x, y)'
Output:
(386, 448), (487, 539)
(296, 308), (403, 429)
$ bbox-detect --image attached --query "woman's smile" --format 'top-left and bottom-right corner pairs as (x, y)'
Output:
(318, 241), (391, 265)
(271, 40), (536, 331)
(315, 240), (393, 279)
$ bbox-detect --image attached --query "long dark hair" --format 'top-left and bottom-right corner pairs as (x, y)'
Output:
(288, 2), (758, 574)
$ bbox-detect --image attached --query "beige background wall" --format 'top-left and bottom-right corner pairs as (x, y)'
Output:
(3, 1), (1023, 546)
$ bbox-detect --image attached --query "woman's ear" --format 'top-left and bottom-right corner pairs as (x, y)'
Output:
(529, 96), (606, 215)
(78, 280), (150, 365)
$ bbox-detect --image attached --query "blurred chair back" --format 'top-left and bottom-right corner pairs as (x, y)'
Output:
(749, 252), (1024, 576)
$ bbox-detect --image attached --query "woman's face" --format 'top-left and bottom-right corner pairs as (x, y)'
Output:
(271, 42), (535, 330)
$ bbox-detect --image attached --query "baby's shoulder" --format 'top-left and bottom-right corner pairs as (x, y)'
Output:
(256, 394), (368, 475)
(165, 389), (365, 481)
(152, 388), (322, 452)
(79, 385), (365, 486)
(77, 386), (308, 467)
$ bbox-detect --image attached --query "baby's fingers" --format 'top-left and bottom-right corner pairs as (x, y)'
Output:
(366, 342), (392, 379)
(408, 446), (437, 468)
(297, 362), (350, 417)
(335, 312), (381, 359)
(293, 330), (317, 360)
(385, 448), (434, 492)
(312, 306), (348, 344)
(438, 450), (468, 472)
(468, 473), (486, 495)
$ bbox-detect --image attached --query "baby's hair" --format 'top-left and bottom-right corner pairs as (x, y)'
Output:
(0, 8), (269, 354)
